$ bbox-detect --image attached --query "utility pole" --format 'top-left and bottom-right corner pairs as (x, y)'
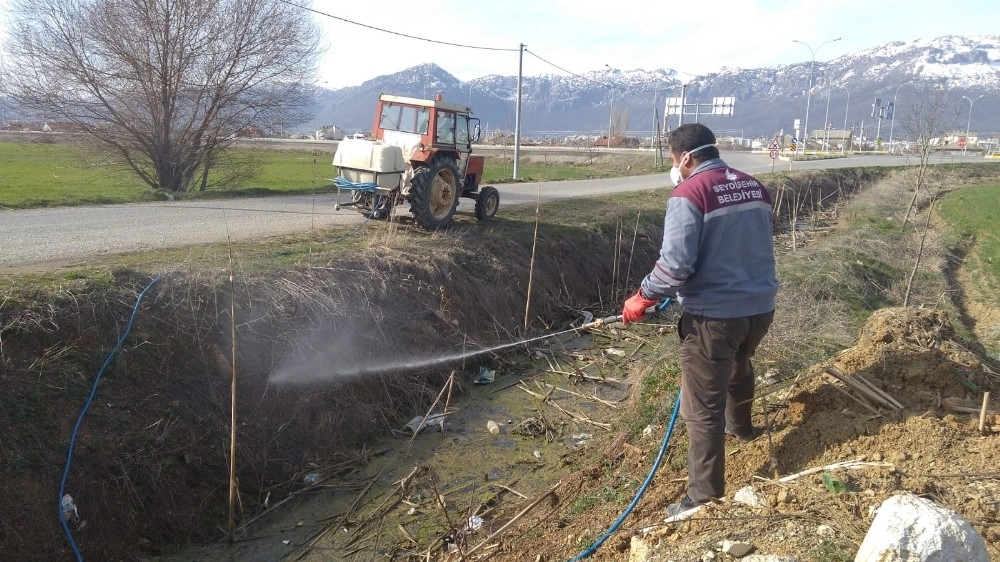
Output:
(678, 83), (686, 128)
(513, 43), (524, 179)
(604, 64), (615, 149)
(872, 98), (885, 153)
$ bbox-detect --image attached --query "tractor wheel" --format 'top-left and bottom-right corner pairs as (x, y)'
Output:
(410, 156), (460, 229)
(474, 186), (500, 221)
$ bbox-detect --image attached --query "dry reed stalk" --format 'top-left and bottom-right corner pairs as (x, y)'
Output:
(611, 216), (622, 302)
(294, 467), (389, 559)
(429, 476), (466, 561)
(625, 211), (640, 295)
(405, 372), (458, 456)
(533, 380), (620, 408)
(516, 383), (611, 429)
(544, 366), (625, 384)
(225, 214), (239, 543)
(523, 184), (541, 330)
(460, 481), (562, 557)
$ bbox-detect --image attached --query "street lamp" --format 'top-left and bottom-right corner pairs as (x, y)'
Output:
(823, 89), (832, 152)
(793, 37), (841, 154)
(605, 64), (615, 149)
(826, 84), (854, 154)
(961, 94), (984, 156)
(886, 82), (912, 154)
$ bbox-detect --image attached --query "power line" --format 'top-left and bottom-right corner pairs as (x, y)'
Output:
(524, 48), (612, 88)
(277, 0), (519, 52)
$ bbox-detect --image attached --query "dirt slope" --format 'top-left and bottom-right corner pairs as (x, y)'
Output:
(481, 308), (999, 562)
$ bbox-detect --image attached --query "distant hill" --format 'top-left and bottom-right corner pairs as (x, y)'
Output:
(309, 35), (1000, 141)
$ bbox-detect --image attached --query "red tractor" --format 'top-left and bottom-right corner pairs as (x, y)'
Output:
(332, 93), (499, 229)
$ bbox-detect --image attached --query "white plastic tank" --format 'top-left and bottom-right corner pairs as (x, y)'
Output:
(332, 139), (404, 190)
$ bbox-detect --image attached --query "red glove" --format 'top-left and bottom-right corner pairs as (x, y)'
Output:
(622, 289), (657, 325)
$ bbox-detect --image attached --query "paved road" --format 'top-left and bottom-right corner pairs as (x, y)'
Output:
(0, 151), (979, 270)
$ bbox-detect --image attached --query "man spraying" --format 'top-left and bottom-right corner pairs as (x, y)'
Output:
(621, 123), (778, 516)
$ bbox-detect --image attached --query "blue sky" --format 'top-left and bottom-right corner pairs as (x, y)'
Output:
(3, 0), (999, 88)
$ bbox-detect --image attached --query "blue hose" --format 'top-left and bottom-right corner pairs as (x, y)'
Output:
(58, 274), (165, 561)
(327, 193), (386, 245)
(568, 389), (682, 561)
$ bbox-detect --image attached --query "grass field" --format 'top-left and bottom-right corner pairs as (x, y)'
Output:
(0, 141), (154, 207)
(0, 140), (658, 209)
(939, 183), (1000, 295)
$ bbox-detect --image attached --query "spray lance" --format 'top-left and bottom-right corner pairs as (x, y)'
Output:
(497, 298), (674, 351)
(580, 297), (673, 330)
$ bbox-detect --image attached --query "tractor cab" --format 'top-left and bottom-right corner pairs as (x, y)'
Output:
(332, 93), (497, 229)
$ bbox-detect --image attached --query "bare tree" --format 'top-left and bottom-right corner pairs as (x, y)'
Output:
(2, 0), (321, 193)
(898, 88), (961, 306)
(899, 88), (960, 229)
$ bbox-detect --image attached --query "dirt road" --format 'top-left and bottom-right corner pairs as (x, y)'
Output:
(0, 152), (969, 269)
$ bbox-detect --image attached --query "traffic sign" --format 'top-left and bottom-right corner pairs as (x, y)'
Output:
(768, 149), (780, 160)
(768, 139), (781, 151)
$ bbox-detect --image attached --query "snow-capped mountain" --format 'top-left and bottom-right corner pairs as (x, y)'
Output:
(311, 35), (1000, 139)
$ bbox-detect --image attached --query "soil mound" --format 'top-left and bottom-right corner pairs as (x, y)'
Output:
(638, 307), (1000, 561)
(837, 307), (989, 400)
(493, 307), (1000, 561)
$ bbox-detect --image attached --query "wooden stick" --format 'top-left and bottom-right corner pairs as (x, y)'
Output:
(777, 460), (893, 483)
(825, 377), (886, 418)
(823, 367), (903, 411)
(462, 481), (561, 557)
(943, 396), (997, 415)
(494, 484), (527, 499)
(979, 391), (992, 433)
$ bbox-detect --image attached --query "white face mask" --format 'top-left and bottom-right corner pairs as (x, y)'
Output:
(669, 166), (683, 186)
(669, 143), (716, 186)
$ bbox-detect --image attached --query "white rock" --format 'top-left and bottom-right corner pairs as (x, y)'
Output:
(742, 556), (801, 562)
(642, 424), (655, 439)
(733, 485), (768, 508)
(628, 536), (652, 562)
(817, 524), (835, 538)
(855, 493), (989, 562)
(700, 551), (717, 562)
(719, 540), (754, 557)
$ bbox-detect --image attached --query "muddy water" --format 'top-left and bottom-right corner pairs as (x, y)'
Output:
(163, 332), (636, 561)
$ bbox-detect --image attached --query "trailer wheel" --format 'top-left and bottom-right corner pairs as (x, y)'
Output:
(410, 156), (460, 229)
(352, 190), (372, 210)
(474, 186), (500, 221)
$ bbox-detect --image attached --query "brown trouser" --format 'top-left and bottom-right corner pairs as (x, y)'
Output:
(678, 310), (774, 504)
